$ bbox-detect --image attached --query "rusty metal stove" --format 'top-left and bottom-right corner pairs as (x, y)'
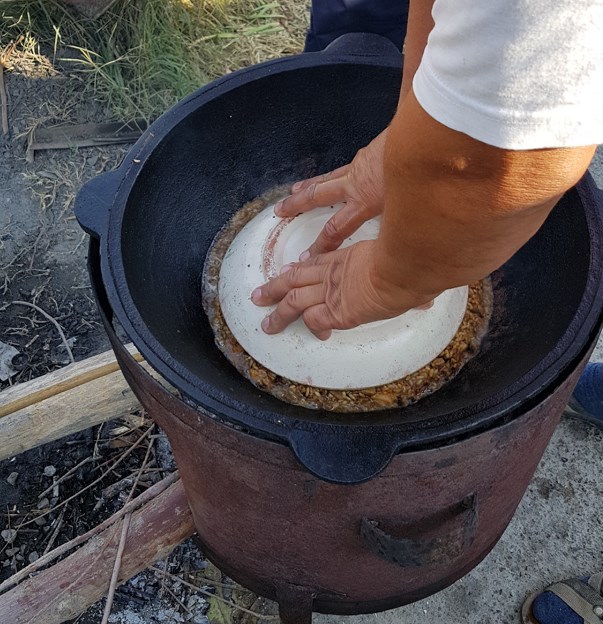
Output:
(90, 239), (599, 623)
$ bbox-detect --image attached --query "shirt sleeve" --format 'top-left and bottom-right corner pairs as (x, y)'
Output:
(412, 0), (603, 149)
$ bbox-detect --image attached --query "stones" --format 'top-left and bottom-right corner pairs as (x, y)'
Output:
(43, 465), (56, 477)
(28, 551), (39, 563)
(6, 471), (19, 487)
(0, 340), (20, 381)
(1, 528), (17, 544)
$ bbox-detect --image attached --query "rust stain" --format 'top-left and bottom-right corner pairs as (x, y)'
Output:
(262, 217), (292, 280)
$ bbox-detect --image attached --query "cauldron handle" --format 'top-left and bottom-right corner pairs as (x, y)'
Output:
(74, 170), (122, 239)
(360, 493), (478, 568)
(322, 32), (402, 61)
(289, 427), (401, 484)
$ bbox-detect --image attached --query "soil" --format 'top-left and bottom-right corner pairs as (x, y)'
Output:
(0, 73), (119, 383)
(0, 69), (278, 623)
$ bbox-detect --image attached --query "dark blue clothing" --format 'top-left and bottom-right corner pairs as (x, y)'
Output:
(573, 362), (603, 419)
(305, 0), (409, 52)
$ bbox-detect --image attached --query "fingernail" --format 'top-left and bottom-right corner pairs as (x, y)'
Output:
(261, 316), (270, 332)
(292, 181), (303, 192)
(299, 250), (310, 262)
(251, 287), (262, 303)
(280, 263), (293, 275)
(274, 201), (283, 216)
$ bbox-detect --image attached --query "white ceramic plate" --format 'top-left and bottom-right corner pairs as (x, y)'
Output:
(219, 204), (468, 390)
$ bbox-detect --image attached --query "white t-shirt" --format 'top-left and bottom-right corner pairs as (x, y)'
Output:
(413, 0), (603, 149)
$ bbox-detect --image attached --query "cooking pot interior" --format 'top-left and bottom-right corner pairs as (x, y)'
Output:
(119, 63), (594, 428)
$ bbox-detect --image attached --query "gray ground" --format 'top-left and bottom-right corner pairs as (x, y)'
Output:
(315, 149), (603, 624)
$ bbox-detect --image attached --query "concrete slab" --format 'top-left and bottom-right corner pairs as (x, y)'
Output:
(315, 147), (603, 624)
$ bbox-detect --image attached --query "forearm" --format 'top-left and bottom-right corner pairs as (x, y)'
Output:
(375, 91), (596, 297)
(400, 0), (435, 101)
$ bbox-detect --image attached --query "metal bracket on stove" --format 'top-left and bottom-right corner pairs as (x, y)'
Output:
(360, 493), (478, 568)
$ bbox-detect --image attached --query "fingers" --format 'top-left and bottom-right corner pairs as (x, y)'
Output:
(251, 263), (324, 306)
(275, 177), (348, 218)
(251, 261), (336, 339)
(302, 304), (335, 340)
(305, 202), (370, 257)
(290, 165), (349, 194)
(262, 285), (326, 337)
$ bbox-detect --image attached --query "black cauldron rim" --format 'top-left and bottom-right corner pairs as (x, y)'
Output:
(76, 34), (603, 484)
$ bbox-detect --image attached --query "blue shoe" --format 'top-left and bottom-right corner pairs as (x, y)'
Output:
(564, 363), (603, 430)
(522, 574), (603, 623)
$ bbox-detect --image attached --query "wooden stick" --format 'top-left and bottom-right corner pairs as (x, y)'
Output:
(150, 567), (278, 620)
(102, 421), (154, 623)
(0, 39), (20, 137)
(37, 456), (95, 500)
(0, 63), (8, 136)
(0, 479), (194, 624)
(101, 513), (131, 624)
(0, 472), (180, 595)
(18, 426), (153, 529)
(11, 301), (75, 363)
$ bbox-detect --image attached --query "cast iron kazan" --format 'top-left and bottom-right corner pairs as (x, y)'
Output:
(76, 34), (603, 623)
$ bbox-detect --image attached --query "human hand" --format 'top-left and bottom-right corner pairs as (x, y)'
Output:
(275, 130), (388, 259)
(251, 240), (434, 340)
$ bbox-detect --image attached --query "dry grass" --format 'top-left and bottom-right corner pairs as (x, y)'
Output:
(0, 31), (57, 77)
(0, 0), (308, 121)
(21, 147), (127, 212)
(0, 0), (307, 216)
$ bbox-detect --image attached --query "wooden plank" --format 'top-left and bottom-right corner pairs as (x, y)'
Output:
(0, 344), (142, 419)
(0, 346), (176, 461)
(0, 479), (195, 624)
(25, 120), (147, 163)
(30, 120), (147, 144)
(0, 368), (141, 461)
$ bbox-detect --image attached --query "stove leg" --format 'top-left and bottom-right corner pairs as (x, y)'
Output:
(276, 584), (314, 624)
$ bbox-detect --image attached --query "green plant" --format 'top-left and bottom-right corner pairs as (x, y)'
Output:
(0, 0), (307, 121)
